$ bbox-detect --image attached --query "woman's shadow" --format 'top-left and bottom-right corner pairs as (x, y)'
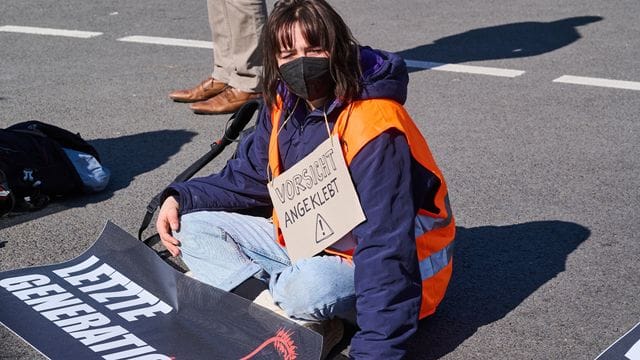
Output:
(397, 16), (603, 70)
(407, 220), (591, 359)
(0, 129), (197, 230)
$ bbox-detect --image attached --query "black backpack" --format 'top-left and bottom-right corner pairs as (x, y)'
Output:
(0, 120), (100, 215)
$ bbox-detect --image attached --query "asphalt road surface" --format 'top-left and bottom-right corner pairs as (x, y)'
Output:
(1, 0), (639, 359)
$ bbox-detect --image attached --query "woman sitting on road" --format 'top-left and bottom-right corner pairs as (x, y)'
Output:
(157, 0), (455, 358)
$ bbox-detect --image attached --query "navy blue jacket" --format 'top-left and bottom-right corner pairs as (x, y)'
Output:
(168, 47), (437, 359)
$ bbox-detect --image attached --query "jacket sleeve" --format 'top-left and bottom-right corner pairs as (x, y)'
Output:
(165, 105), (273, 215)
(348, 130), (423, 359)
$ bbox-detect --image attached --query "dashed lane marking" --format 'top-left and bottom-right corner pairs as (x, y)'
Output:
(0, 25), (102, 38)
(115, 38), (528, 78)
(117, 35), (213, 49)
(404, 59), (525, 78)
(4, 25), (640, 90)
(553, 75), (640, 91)
(117, 35), (527, 78)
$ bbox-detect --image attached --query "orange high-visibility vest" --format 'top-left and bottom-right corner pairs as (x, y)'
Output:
(268, 98), (455, 318)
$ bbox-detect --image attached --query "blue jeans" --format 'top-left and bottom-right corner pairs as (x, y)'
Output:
(175, 211), (357, 323)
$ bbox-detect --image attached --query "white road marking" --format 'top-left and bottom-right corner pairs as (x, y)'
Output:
(116, 38), (526, 78)
(404, 59), (525, 78)
(117, 35), (213, 49)
(0, 25), (102, 38)
(5, 25), (640, 89)
(553, 75), (640, 91)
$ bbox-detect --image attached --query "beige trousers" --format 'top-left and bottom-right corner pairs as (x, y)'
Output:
(208, 0), (267, 92)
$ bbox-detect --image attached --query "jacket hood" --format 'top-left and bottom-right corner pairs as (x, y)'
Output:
(358, 46), (409, 104)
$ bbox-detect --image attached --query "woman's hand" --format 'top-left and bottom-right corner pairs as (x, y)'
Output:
(156, 196), (181, 257)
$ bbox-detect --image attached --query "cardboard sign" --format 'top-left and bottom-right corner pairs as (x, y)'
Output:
(268, 135), (366, 262)
(0, 222), (322, 359)
(596, 321), (640, 360)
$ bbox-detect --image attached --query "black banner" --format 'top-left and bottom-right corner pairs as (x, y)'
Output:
(0, 222), (322, 359)
(596, 322), (640, 360)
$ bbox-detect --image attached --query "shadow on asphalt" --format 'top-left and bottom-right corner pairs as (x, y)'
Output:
(0, 129), (196, 230)
(408, 221), (590, 359)
(397, 16), (603, 72)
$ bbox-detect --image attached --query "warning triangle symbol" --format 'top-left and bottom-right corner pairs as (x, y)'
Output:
(315, 213), (335, 243)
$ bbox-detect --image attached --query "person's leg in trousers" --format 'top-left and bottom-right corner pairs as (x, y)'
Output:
(208, 0), (266, 93)
(208, 0), (232, 85)
(270, 255), (357, 324)
(176, 211), (357, 322)
(175, 211), (288, 291)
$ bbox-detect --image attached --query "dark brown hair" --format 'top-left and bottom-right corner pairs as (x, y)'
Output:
(262, 0), (361, 108)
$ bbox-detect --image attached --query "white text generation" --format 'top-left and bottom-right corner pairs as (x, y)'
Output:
(0, 255), (173, 359)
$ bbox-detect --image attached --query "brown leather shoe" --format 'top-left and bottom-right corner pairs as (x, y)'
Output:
(190, 87), (261, 115)
(169, 77), (228, 103)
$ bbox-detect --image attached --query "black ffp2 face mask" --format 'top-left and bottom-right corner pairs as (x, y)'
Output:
(279, 57), (333, 101)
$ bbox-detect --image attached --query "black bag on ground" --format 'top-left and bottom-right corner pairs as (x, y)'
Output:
(0, 120), (104, 215)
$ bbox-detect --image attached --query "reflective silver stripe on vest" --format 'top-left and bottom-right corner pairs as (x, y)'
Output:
(414, 195), (453, 237)
(329, 197), (453, 257)
(416, 195), (454, 280)
(419, 242), (454, 280)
